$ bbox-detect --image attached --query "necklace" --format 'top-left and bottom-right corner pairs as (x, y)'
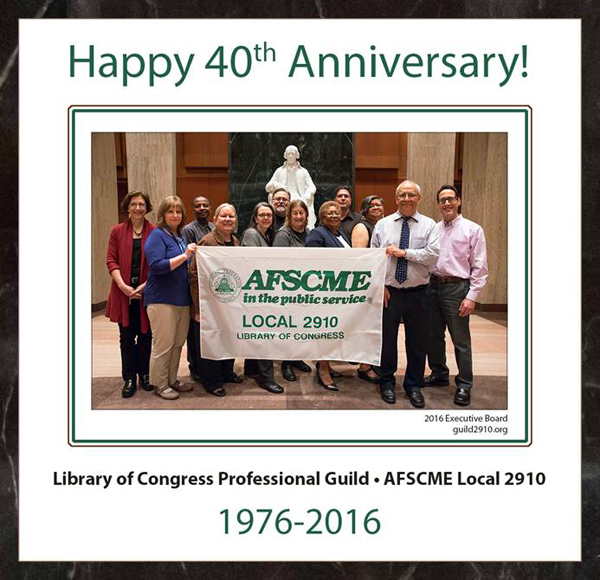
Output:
(133, 227), (143, 236)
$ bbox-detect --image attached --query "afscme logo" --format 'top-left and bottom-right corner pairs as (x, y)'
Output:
(242, 270), (372, 292)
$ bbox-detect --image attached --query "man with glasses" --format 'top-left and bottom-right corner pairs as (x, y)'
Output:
(425, 185), (488, 407)
(270, 188), (291, 232)
(371, 181), (440, 407)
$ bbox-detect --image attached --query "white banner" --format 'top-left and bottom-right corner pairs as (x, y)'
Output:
(196, 247), (386, 364)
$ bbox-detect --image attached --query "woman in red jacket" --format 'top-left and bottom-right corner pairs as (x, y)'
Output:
(105, 191), (155, 398)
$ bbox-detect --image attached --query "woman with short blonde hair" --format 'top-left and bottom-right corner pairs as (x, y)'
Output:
(188, 202), (243, 397)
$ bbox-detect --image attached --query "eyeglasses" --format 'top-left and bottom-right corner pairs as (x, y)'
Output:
(369, 203), (383, 209)
(439, 196), (458, 205)
(257, 213), (272, 218)
(397, 193), (419, 200)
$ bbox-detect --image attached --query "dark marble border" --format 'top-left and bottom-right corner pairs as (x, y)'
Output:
(2, 2), (597, 577)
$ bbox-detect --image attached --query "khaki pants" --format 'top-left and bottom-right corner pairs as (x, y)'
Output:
(147, 304), (190, 392)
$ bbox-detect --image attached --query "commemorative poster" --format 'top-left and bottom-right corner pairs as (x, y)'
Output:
(17, 19), (580, 564)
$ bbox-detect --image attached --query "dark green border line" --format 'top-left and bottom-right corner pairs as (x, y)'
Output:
(71, 108), (530, 114)
(72, 106), (530, 445)
(73, 439), (527, 444)
(71, 112), (76, 442)
(524, 109), (530, 442)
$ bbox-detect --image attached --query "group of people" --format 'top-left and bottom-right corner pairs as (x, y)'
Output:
(105, 179), (487, 408)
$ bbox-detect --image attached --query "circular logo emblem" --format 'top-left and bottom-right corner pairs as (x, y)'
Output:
(209, 268), (242, 303)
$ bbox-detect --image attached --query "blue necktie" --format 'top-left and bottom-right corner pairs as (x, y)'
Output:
(395, 216), (410, 284)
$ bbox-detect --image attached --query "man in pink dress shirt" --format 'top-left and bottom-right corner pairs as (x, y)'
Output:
(425, 185), (488, 406)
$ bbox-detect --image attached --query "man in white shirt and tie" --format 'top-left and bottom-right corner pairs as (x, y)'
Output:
(371, 180), (440, 407)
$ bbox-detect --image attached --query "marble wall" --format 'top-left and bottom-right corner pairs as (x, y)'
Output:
(406, 132), (457, 218)
(125, 133), (177, 223)
(229, 133), (354, 231)
(92, 133), (119, 305)
(462, 133), (508, 305)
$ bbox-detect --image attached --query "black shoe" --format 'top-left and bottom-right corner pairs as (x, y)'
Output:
(315, 361), (341, 381)
(223, 373), (243, 384)
(206, 385), (227, 397)
(138, 374), (153, 392)
(258, 381), (284, 394)
(454, 388), (471, 406)
(291, 361), (311, 373)
(282, 364), (297, 382)
(407, 389), (425, 408)
(424, 374), (450, 387)
(316, 370), (339, 392)
(358, 369), (381, 384)
(189, 371), (203, 384)
(380, 388), (396, 404)
(121, 378), (136, 398)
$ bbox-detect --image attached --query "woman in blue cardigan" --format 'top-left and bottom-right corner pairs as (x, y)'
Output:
(144, 196), (197, 400)
(305, 201), (350, 391)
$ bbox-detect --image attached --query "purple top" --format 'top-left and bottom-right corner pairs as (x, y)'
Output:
(432, 215), (488, 301)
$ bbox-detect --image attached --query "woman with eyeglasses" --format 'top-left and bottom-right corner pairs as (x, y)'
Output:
(351, 195), (385, 248)
(351, 195), (386, 384)
(188, 203), (243, 397)
(105, 191), (156, 398)
(305, 200), (350, 391)
(272, 199), (313, 383)
(240, 203), (284, 394)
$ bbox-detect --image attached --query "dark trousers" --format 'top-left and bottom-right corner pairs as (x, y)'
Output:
(118, 301), (152, 381)
(244, 359), (275, 383)
(428, 279), (473, 389)
(187, 319), (202, 376)
(190, 318), (236, 390)
(199, 357), (235, 391)
(378, 285), (430, 393)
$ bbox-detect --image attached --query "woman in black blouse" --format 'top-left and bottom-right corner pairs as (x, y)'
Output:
(273, 200), (313, 382)
(241, 203), (284, 394)
(351, 195), (385, 384)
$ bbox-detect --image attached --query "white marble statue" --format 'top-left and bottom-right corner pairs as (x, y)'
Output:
(266, 145), (317, 228)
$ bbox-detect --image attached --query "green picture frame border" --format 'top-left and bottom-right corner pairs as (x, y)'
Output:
(69, 105), (531, 446)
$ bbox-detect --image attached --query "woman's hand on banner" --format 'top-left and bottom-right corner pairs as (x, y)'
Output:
(185, 243), (197, 258)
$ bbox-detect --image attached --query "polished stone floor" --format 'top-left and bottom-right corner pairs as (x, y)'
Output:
(92, 312), (507, 410)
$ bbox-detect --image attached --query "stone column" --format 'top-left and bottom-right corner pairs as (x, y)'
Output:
(406, 133), (456, 218)
(92, 133), (118, 306)
(125, 133), (177, 223)
(462, 133), (508, 306)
